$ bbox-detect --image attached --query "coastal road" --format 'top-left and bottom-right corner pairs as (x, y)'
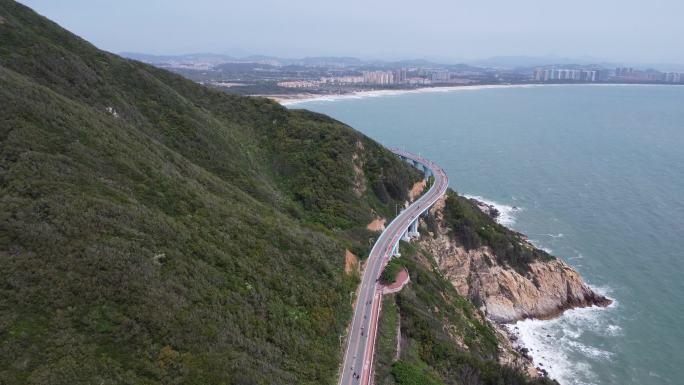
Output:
(339, 149), (448, 385)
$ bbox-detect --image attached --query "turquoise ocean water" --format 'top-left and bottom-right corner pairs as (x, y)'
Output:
(292, 85), (684, 385)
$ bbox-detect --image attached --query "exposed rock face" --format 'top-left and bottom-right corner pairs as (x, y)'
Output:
(421, 196), (611, 323)
(344, 249), (360, 275)
(366, 217), (386, 231)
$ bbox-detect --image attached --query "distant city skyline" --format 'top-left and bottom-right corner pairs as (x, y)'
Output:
(20, 0), (684, 67)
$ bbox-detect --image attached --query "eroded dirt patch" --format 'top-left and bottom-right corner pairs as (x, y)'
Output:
(351, 141), (367, 197)
(344, 249), (359, 274)
(409, 179), (427, 201)
(366, 217), (386, 231)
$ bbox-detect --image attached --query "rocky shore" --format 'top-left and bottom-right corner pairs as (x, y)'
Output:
(418, 195), (612, 376)
(467, 197), (504, 220)
(504, 325), (550, 378)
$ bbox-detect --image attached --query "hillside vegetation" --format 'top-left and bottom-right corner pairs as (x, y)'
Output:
(0, 2), (418, 384)
(1, 1), (555, 384)
(436, 191), (554, 272)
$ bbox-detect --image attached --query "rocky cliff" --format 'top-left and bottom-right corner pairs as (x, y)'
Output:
(420, 195), (611, 324)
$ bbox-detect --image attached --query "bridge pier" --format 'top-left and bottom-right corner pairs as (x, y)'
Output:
(391, 242), (400, 257)
(398, 153), (432, 180)
(408, 218), (419, 238)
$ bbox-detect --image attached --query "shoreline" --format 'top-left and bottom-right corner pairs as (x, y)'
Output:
(466, 195), (614, 382)
(267, 82), (682, 106)
(503, 293), (618, 383)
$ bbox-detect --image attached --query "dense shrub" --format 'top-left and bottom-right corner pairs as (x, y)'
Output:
(442, 191), (554, 272)
(380, 256), (408, 284)
(391, 361), (445, 385)
(0, 2), (560, 385)
(0, 2), (420, 384)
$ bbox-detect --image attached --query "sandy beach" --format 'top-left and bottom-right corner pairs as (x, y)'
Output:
(269, 84), (535, 106)
(268, 82), (677, 106)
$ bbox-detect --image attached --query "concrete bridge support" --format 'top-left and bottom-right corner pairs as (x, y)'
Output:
(401, 229), (411, 242)
(399, 155), (431, 180)
(408, 218), (419, 237)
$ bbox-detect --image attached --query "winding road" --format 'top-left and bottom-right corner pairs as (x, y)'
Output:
(339, 149), (449, 385)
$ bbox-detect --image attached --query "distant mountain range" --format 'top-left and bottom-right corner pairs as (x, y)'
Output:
(121, 52), (684, 72)
(120, 52), (486, 70)
(121, 52), (490, 72)
(121, 52), (365, 68)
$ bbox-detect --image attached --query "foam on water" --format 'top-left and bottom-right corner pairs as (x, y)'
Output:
(537, 233), (564, 238)
(507, 287), (618, 385)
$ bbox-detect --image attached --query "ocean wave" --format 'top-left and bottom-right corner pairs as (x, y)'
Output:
(537, 233), (564, 238)
(525, 236), (553, 254)
(567, 340), (614, 360)
(606, 324), (623, 336)
(462, 194), (521, 226)
(507, 294), (618, 385)
(507, 319), (594, 385)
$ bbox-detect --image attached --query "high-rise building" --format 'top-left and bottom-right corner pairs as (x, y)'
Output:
(598, 69), (611, 81)
(393, 68), (407, 84)
(430, 70), (450, 83)
(664, 72), (683, 83)
(533, 68), (600, 82)
(362, 71), (395, 85)
(615, 67), (634, 77)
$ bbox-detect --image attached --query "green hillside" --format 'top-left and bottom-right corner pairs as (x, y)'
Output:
(0, 2), (419, 384)
(1, 1), (553, 384)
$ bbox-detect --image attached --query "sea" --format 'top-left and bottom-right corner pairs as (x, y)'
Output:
(289, 84), (684, 385)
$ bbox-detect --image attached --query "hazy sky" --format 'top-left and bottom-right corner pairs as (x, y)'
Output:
(20, 0), (684, 64)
